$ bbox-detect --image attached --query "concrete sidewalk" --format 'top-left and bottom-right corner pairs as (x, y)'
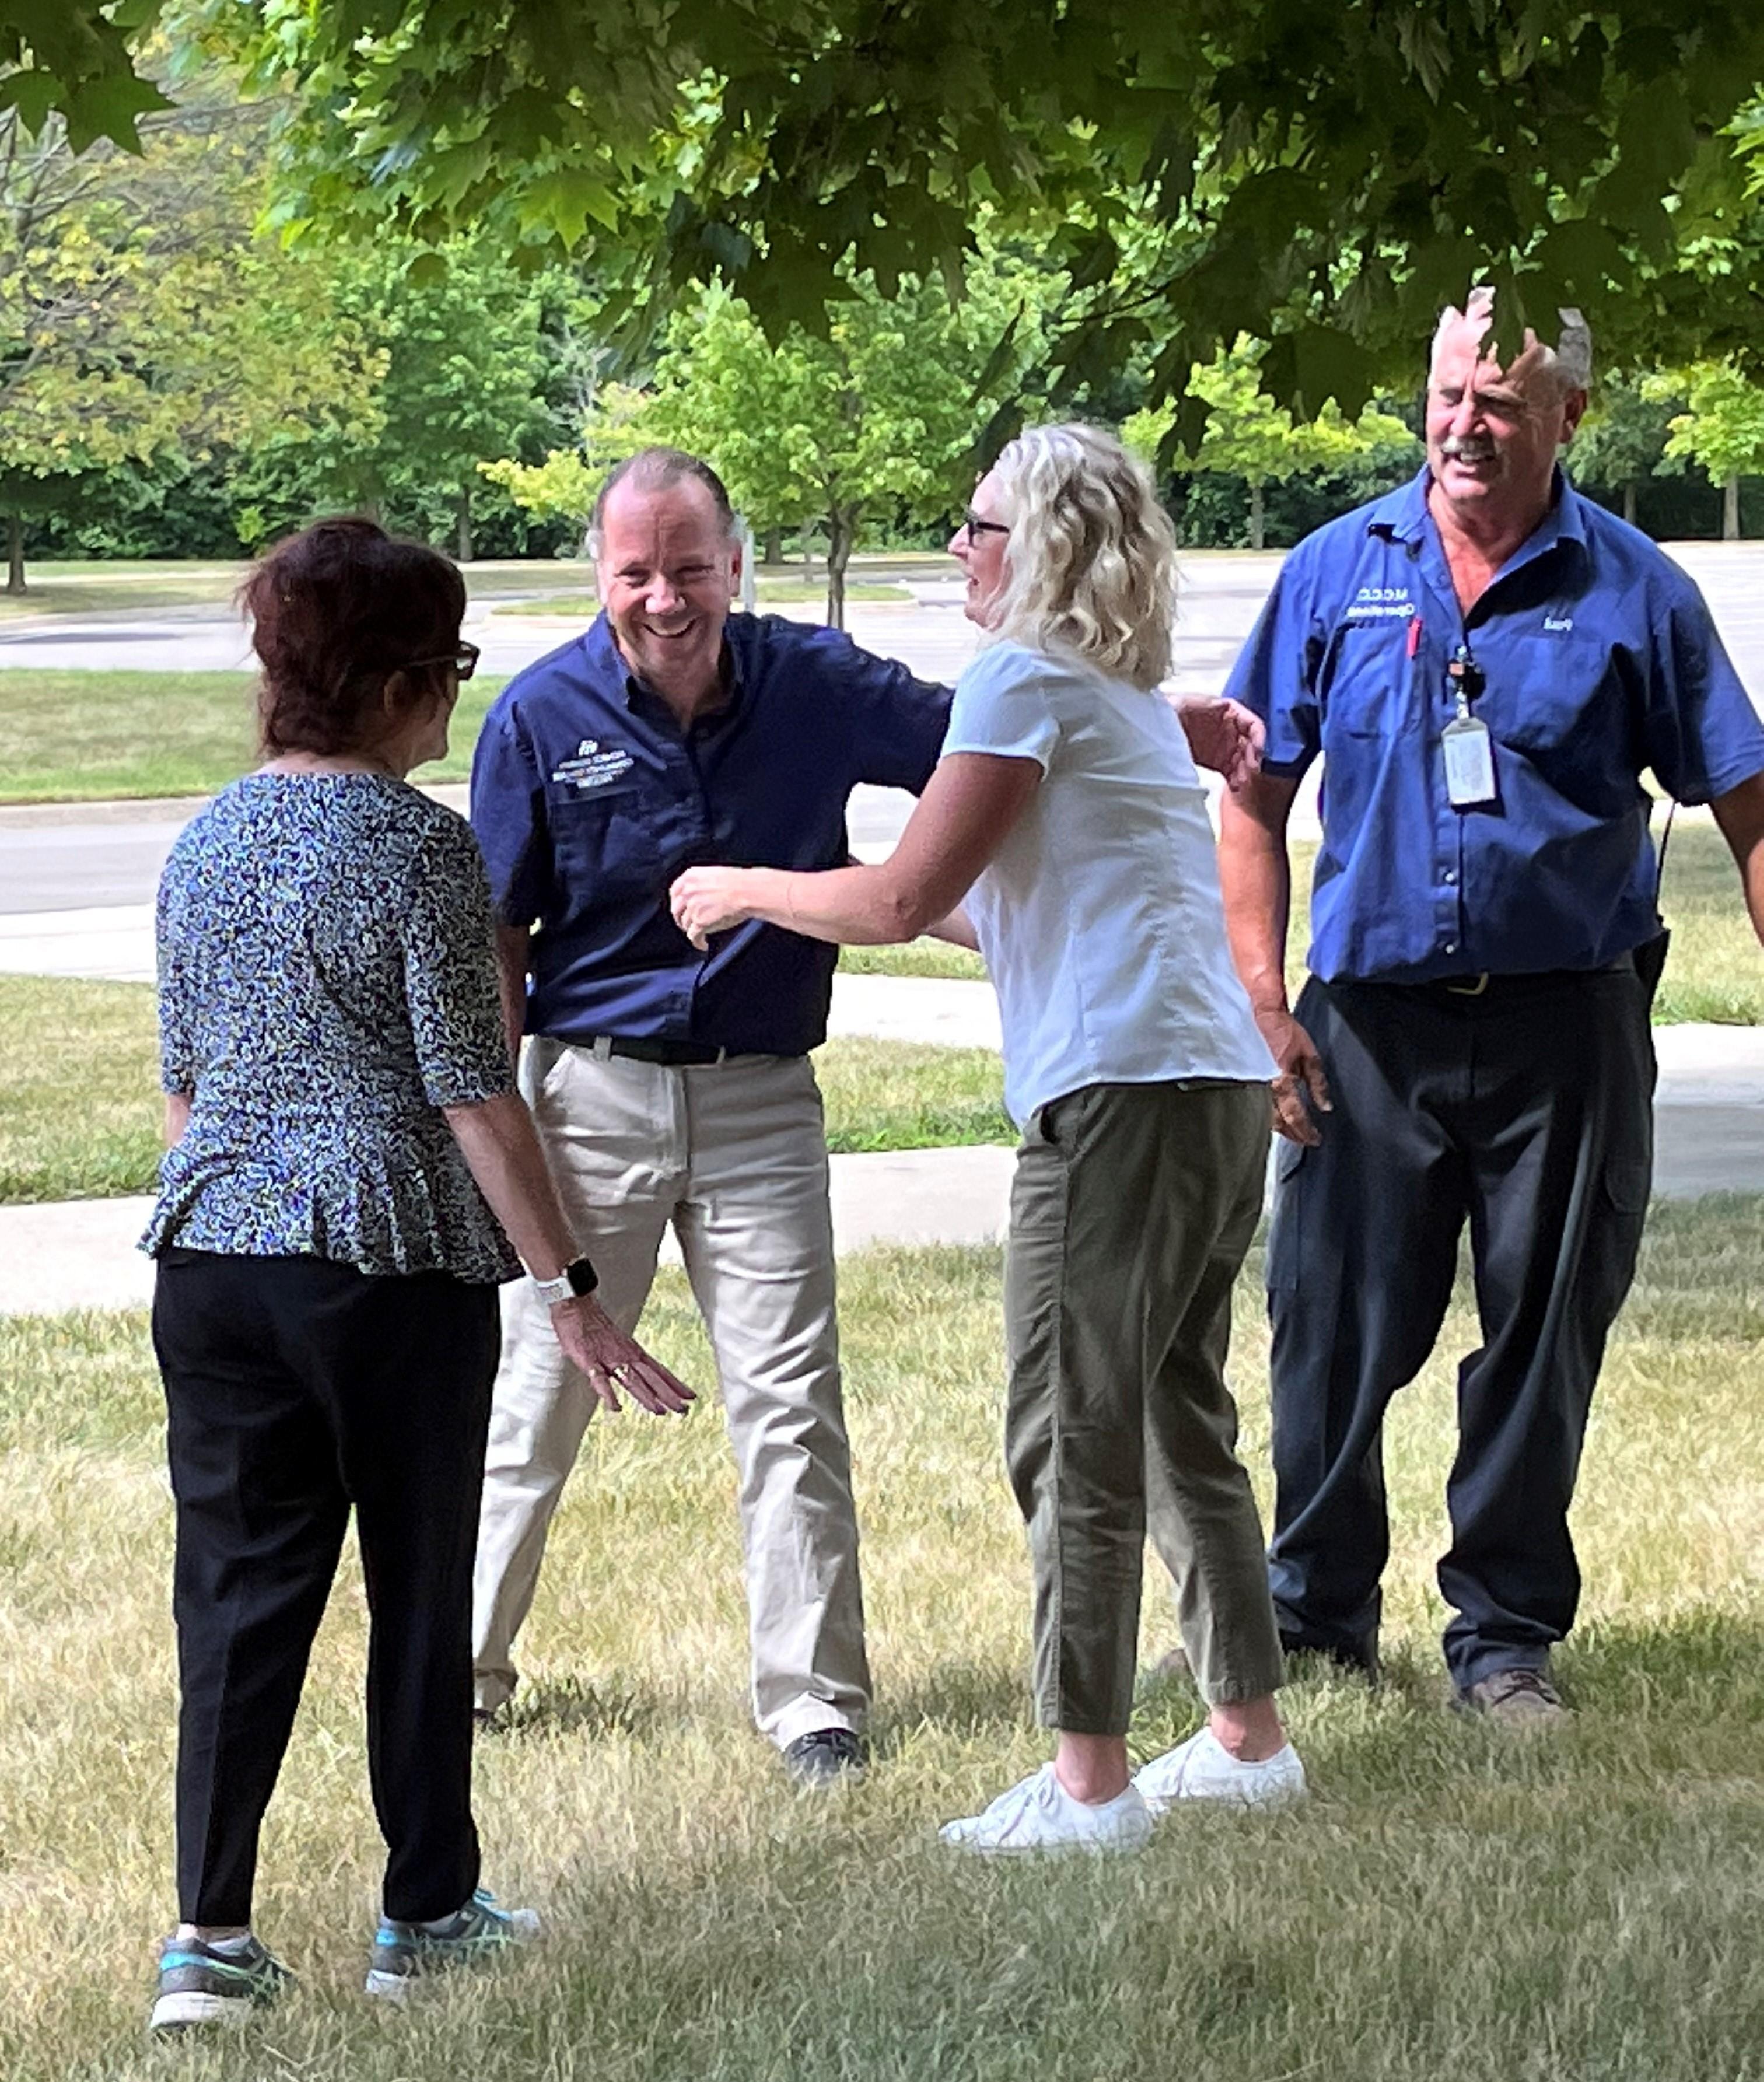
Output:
(3, 901), (1760, 1316)
(0, 1144), (1019, 1317)
(2, 1013), (1760, 1317)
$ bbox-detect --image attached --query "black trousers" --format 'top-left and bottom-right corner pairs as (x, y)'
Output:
(1265, 964), (1653, 1689)
(153, 1248), (501, 1926)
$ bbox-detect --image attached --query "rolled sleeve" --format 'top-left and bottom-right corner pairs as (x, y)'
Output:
(943, 643), (1062, 769)
(470, 699), (552, 925)
(399, 821), (517, 1108)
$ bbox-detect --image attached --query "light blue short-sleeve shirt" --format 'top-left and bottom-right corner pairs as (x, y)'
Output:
(943, 640), (1275, 1126)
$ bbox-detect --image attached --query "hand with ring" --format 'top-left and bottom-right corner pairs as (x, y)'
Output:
(549, 1294), (695, 1415)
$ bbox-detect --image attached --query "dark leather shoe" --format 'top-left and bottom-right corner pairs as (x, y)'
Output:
(783, 1727), (867, 1787)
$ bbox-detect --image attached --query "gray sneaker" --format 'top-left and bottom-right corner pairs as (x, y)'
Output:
(147, 1932), (292, 2034)
(365, 1887), (541, 2001)
(1457, 1667), (1570, 1726)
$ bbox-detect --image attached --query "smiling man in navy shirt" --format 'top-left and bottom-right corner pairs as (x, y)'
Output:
(468, 448), (952, 1784)
(1219, 291), (1764, 1722)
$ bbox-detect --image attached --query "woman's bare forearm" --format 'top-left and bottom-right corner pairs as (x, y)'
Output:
(443, 1090), (576, 1280)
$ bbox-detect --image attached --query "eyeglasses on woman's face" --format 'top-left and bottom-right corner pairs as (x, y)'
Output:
(961, 509), (1010, 546)
(405, 641), (481, 681)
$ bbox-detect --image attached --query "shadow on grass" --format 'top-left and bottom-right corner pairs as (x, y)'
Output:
(486, 1671), (699, 1742)
(872, 1660), (1030, 1753)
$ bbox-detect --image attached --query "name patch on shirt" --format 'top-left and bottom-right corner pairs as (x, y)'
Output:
(1346, 585), (1416, 622)
(551, 739), (636, 792)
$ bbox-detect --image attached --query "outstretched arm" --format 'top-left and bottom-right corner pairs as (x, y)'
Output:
(670, 753), (1041, 950)
(1172, 693), (1265, 793)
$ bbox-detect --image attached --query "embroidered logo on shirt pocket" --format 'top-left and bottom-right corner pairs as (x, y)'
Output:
(552, 784), (650, 890)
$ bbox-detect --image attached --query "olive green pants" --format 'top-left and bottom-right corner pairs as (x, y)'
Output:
(1003, 1079), (1286, 1734)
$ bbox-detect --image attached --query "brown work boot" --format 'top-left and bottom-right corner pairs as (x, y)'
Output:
(1457, 1667), (1570, 1726)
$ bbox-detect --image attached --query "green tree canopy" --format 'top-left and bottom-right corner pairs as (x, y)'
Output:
(1569, 374), (1680, 527)
(178, 1), (1764, 439)
(0, 1), (171, 151)
(1656, 361), (1764, 539)
(1125, 342), (1419, 547)
(0, 76), (382, 587)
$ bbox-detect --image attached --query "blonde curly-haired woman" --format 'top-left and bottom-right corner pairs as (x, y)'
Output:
(670, 422), (1305, 1852)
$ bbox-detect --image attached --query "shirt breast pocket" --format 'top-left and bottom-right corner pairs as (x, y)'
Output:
(1486, 634), (1639, 814)
(1320, 627), (1421, 742)
(551, 785), (654, 895)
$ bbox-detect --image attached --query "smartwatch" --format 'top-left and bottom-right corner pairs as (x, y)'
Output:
(531, 1255), (598, 1307)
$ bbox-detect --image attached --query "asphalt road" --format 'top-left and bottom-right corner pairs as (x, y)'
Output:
(4, 543), (1762, 916)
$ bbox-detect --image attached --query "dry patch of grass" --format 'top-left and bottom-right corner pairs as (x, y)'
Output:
(0, 1204), (1760, 2077)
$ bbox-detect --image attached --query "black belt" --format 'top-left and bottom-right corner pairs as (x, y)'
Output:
(1372, 951), (1636, 1001)
(589, 1034), (729, 1066)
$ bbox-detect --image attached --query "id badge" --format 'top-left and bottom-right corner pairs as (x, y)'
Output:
(1441, 713), (1497, 807)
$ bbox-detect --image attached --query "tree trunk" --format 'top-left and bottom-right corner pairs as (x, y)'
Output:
(1622, 481), (1637, 528)
(1248, 481), (1265, 552)
(6, 510), (24, 596)
(825, 506), (858, 629)
(456, 483), (474, 562)
(1723, 473), (1741, 540)
(764, 527), (783, 565)
(802, 531), (814, 568)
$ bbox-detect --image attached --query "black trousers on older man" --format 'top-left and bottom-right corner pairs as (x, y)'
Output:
(1264, 960), (1654, 1692)
(153, 1248), (500, 1927)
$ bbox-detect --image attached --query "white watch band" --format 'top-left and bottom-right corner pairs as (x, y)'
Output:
(531, 1271), (573, 1307)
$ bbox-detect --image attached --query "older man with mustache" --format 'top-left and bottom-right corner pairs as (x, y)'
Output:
(1217, 290), (1764, 1721)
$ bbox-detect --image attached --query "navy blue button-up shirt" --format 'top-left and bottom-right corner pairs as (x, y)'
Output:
(470, 611), (951, 1054)
(1225, 468), (1764, 983)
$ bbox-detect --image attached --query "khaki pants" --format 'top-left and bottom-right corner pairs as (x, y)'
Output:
(1004, 1079), (1286, 1734)
(471, 1041), (870, 1748)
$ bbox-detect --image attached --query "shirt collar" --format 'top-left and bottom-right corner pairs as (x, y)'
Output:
(584, 611), (746, 733)
(1368, 464), (1586, 562)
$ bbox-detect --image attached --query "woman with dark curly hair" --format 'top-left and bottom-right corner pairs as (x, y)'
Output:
(672, 425), (1304, 1854)
(142, 518), (692, 2032)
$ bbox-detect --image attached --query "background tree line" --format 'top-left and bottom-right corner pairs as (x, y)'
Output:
(4, 13), (1764, 618)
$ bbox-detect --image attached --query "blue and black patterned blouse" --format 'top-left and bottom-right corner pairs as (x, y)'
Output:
(141, 772), (522, 1283)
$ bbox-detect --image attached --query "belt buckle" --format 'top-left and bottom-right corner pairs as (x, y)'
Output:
(1444, 972), (1490, 996)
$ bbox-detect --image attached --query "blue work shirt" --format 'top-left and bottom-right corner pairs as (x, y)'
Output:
(470, 611), (951, 1054)
(1226, 468), (1764, 982)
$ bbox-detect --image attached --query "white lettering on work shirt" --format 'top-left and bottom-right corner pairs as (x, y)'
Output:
(1543, 614), (1575, 633)
(551, 738), (636, 790)
(1346, 584), (1416, 621)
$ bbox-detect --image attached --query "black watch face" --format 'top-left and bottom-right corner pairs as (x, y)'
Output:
(566, 1258), (598, 1296)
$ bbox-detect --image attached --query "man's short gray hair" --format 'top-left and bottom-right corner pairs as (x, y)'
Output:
(1432, 285), (1593, 394)
(588, 447), (738, 559)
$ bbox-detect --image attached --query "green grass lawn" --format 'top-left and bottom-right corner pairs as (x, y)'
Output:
(1279, 831), (1763, 1024)
(836, 941), (989, 982)
(0, 559), (603, 621)
(1, 1199), (1759, 2078)
(0, 975), (1007, 1202)
(0, 670), (506, 800)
